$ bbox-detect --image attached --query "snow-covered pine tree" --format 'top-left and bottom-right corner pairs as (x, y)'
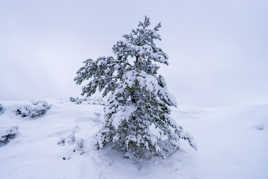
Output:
(75, 17), (196, 160)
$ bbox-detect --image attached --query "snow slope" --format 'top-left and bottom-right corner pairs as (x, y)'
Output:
(0, 100), (267, 179)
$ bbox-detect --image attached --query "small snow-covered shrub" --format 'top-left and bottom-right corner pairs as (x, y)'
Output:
(255, 123), (264, 131)
(0, 104), (4, 114)
(16, 101), (51, 119)
(70, 97), (106, 106)
(0, 126), (18, 146)
(69, 97), (85, 104)
(57, 127), (85, 160)
(69, 97), (76, 103)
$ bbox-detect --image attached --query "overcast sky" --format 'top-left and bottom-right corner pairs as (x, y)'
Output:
(1, 0), (267, 106)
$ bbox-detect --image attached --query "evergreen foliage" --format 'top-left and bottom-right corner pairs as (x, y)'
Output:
(75, 17), (196, 159)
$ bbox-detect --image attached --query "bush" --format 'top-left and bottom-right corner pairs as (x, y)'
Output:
(0, 126), (18, 147)
(57, 127), (85, 160)
(16, 101), (51, 119)
(0, 104), (4, 114)
(69, 97), (105, 106)
(69, 97), (85, 104)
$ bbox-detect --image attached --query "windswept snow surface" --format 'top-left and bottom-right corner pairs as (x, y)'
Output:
(0, 100), (267, 179)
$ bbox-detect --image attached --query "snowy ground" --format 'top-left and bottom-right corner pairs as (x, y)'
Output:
(0, 99), (267, 179)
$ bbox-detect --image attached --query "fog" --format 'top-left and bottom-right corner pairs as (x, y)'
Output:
(1, 0), (267, 106)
